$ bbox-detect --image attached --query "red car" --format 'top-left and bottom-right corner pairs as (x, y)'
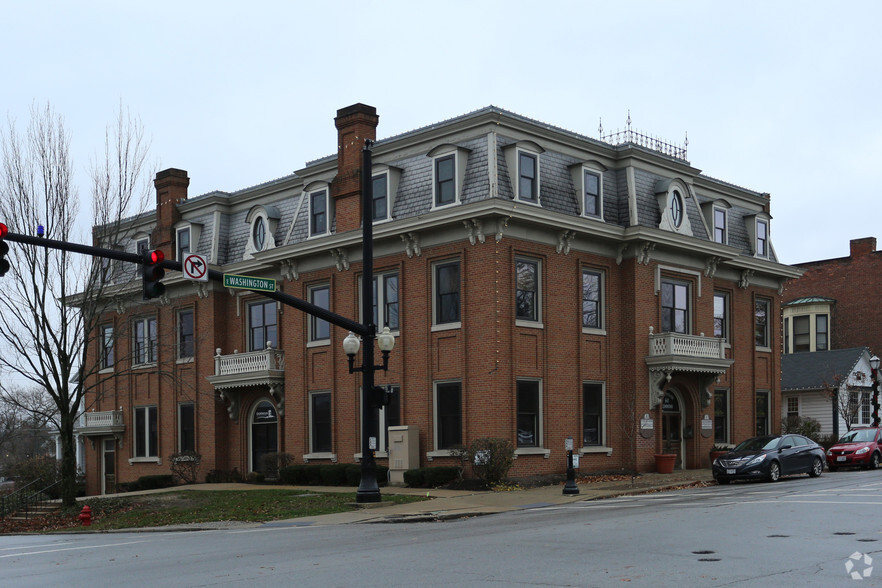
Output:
(826, 427), (882, 471)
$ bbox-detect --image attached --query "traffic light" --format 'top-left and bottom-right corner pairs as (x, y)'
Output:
(142, 249), (166, 299)
(0, 223), (9, 277)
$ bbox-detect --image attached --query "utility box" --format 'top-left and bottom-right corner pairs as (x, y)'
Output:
(387, 425), (419, 485)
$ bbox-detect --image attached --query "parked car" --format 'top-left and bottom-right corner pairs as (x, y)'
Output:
(712, 434), (825, 484)
(826, 427), (882, 471)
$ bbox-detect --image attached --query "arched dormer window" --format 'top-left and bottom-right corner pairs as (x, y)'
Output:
(244, 205), (281, 259)
(570, 160), (607, 219)
(654, 178), (694, 237)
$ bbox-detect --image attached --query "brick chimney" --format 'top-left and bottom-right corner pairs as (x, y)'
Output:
(850, 237), (877, 259)
(153, 168), (189, 255)
(333, 104), (379, 233)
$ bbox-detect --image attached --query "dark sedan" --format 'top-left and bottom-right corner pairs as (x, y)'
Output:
(713, 434), (825, 484)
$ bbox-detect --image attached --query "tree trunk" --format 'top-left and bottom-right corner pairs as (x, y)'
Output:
(58, 412), (78, 507)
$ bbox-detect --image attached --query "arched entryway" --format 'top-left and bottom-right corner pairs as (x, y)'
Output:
(662, 390), (684, 469)
(250, 400), (278, 473)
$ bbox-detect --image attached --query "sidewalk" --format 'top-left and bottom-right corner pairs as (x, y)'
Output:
(125, 469), (714, 531)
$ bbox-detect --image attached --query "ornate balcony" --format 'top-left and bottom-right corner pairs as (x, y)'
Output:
(206, 345), (285, 420)
(76, 410), (124, 437)
(645, 328), (734, 408)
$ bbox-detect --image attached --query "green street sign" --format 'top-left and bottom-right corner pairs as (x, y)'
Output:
(223, 274), (276, 292)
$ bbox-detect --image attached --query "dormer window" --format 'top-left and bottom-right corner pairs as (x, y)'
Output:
(670, 191), (684, 227)
(244, 205), (280, 259)
(518, 152), (538, 203)
(310, 189), (328, 237)
(713, 208), (727, 244)
(584, 171), (601, 217)
(435, 155), (456, 206)
(176, 226), (191, 260)
(372, 173), (389, 221)
(428, 144), (469, 210)
(756, 219), (769, 257)
(571, 160), (606, 219)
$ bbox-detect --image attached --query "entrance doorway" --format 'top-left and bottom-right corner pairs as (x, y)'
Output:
(662, 391), (682, 469)
(102, 438), (116, 495)
(250, 400), (278, 474)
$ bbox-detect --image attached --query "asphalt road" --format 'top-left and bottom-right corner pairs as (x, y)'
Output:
(1, 470), (880, 587)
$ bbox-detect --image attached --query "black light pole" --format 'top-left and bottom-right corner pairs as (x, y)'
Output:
(342, 140), (395, 504)
(563, 436), (579, 495)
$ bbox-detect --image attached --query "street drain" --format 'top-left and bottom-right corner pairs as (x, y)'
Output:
(767, 534), (789, 538)
(693, 550), (716, 555)
(834, 532), (856, 536)
(858, 539), (878, 543)
(698, 558), (721, 562)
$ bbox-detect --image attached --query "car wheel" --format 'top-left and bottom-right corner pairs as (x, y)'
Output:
(716, 477), (730, 485)
(868, 453), (880, 470)
(809, 457), (823, 478)
(767, 461), (780, 482)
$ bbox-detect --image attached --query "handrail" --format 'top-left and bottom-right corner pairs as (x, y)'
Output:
(0, 479), (61, 519)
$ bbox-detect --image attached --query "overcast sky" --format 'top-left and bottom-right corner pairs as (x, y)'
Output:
(3, 0), (880, 265)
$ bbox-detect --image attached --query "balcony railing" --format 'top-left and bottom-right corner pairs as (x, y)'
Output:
(213, 346), (284, 376)
(76, 410), (124, 436)
(648, 331), (726, 359)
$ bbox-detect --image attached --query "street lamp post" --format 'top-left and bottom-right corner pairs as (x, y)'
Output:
(870, 355), (880, 427)
(341, 140), (396, 504)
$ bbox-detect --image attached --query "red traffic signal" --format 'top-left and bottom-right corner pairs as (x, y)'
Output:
(0, 222), (7, 238)
(142, 249), (166, 300)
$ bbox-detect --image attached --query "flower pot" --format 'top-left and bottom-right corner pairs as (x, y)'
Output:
(654, 453), (676, 474)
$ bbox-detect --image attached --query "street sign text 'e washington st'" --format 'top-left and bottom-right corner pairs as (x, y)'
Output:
(223, 274), (276, 292)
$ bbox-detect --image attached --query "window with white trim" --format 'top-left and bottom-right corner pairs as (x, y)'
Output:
(100, 324), (114, 370)
(434, 155), (456, 207)
(134, 405), (158, 458)
(309, 189), (329, 236)
(517, 380), (542, 448)
(713, 207), (727, 244)
(584, 170), (601, 217)
(309, 284), (330, 342)
(310, 391), (332, 453)
(661, 281), (689, 334)
(714, 292), (729, 341)
(434, 381), (462, 450)
(756, 219), (769, 257)
(755, 298), (770, 348)
(517, 152), (538, 203)
(248, 301), (277, 351)
(178, 403), (195, 453)
(372, 173), (389, 222)
(515, 258), (540, 323)
(178, 309), (194, 359)
(133, 317), (157, 365)
(364, 272), (399, 332)
(582, 269), (604, 330)
(433, 260), (461, 327)
(583, 382), (604, 447)
(176, 226), (191, 260)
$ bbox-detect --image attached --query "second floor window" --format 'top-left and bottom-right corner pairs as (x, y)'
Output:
(515, 258), (540, 322)
(714, 292), (728, 340)
(101, 325), (114, 369)
(816, 314), (829, 351)
(309, 285), (330, 342)
(370, 273), (399, 331)
(434, 261), (461, 325)
(134, 405), (158, 458)
(755, 299), (770, 348)
(661, 282), (689, 334)
(249, 301), (277, 351)
(133, 317), (157, 365)
(582, 269), (602, 329)
(178, 309), (194, 358)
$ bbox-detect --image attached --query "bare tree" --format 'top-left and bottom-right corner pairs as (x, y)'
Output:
(0, 386), (56, 472)
(0, 103), (153, 505)
(824, 373), (869, 435)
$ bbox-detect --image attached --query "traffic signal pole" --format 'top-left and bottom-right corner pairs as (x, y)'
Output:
(1, 229), (369, 338)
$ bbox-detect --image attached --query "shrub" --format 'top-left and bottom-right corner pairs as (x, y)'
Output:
(246, 471), (265, 484)
(205, 468), (242, 483)
(467, 437), (514, 488)
(131, 474), (175, 491)
(320, 465), (348, 486)
(259, 452), (293, 481)
(7, 455), (60, 489)
(169, 451), (202, 485)
(402, 466), (460, 488)
(781, 416), (823, 442)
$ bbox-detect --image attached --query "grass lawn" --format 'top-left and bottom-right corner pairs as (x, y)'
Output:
(1, 490), (427, 533)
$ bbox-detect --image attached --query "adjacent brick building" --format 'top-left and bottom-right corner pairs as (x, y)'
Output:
(76, 104), (800, 495)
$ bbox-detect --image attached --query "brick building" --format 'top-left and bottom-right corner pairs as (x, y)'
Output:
(781, 237), (882, 436)
(76, 104), (799, 495)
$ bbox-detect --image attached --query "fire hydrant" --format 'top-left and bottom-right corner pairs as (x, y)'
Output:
(78, 505), (92, 526)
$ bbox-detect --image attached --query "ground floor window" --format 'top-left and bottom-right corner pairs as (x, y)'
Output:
(134, 406), (157, 458)
(582, 382), (604, 446)
(310, 392), (332, 453)
(434, 381), (462, 450)
(517, 380), (542, 447)
(179, 403), (195, 453)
